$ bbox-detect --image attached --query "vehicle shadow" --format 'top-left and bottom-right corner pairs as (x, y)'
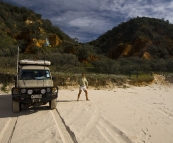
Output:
(57, 100), (77, 103)
(0, 94), (78, 118)
(0, 94), (14, 118)
(0, 94), (51, 118)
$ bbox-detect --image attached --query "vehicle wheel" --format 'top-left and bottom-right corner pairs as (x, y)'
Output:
(12, 101), (20, 113)
(49, 99), (57, 109)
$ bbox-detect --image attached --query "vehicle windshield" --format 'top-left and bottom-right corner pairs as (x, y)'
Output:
(19, 70), (51, 80)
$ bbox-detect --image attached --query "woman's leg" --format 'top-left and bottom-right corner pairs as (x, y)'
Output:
(77, 89), (82, 101)
(84, 90), (89, 100)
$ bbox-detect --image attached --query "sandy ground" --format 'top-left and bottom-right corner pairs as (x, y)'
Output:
(0, 75), (173, 143)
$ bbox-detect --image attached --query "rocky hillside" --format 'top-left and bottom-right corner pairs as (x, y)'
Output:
(1, 1), (173, 62)
(1, 2), (173, 75)
(0, 1), (75, 54)
(89, 17), (173, 60)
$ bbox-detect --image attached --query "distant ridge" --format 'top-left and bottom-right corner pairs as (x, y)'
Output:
(89, 17), (173, 60)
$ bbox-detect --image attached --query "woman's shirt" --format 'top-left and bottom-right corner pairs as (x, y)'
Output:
(78, 77), (88, 87)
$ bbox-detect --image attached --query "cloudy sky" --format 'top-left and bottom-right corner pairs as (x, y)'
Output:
(3, 0), (173, 42)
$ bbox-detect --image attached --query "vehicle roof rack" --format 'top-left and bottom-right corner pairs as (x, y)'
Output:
(19, 59), (51, 66)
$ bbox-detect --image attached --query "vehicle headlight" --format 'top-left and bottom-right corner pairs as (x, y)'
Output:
(47, 88), (51, 92)
(21, 89), (26, 93)
(41, 89), (46, 94)
(52, 87), (57, 93)
(27, 89), (33, 94)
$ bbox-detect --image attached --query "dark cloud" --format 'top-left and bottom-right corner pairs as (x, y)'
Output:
(3, 0), (173, 42)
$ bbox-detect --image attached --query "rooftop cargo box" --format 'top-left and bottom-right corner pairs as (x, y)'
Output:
(19, 59), (51, 66)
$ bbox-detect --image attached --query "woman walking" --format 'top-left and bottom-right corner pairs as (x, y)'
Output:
(77, 73), (89, 101)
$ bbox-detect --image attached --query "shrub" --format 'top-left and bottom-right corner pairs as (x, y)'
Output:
(92, 57), (120, 74)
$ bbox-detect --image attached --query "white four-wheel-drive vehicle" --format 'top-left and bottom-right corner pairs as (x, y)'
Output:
(11, 59), (58, 112)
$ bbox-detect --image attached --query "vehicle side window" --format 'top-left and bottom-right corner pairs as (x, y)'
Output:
(45, 71), (50, 78)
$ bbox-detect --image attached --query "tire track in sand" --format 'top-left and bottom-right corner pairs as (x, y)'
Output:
(10, 108), (76, 143)
(58, 99), (134, 143)
(96, 117), (133, 143)
(0, 115), (18, 143)
(51, 109), (77, 143)
(82, 103), (133, 143)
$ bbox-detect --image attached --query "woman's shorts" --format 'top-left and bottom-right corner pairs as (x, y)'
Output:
(79, 86), (87, 91)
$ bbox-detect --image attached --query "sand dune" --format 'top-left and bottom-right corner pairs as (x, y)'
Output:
(0, 75), (173, 143)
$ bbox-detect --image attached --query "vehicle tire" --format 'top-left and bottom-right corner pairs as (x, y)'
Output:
(49, 99), (57, 109)
(12, 101), (20, 113)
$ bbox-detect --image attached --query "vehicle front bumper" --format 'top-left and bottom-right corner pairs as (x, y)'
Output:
(11, 86), (58, 103)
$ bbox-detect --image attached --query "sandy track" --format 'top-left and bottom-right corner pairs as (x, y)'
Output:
(51, 109), (77, 143)
(0, 116), (18, 143)
(57, 90), (134, 143)
(0, 95), (76, 143)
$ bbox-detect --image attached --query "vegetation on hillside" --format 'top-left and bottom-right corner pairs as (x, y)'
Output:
(0, 1), (97, 72)
(89, 17), (173, 74)
(1, 1), (173, 78)
(90, 17), (173, 59)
